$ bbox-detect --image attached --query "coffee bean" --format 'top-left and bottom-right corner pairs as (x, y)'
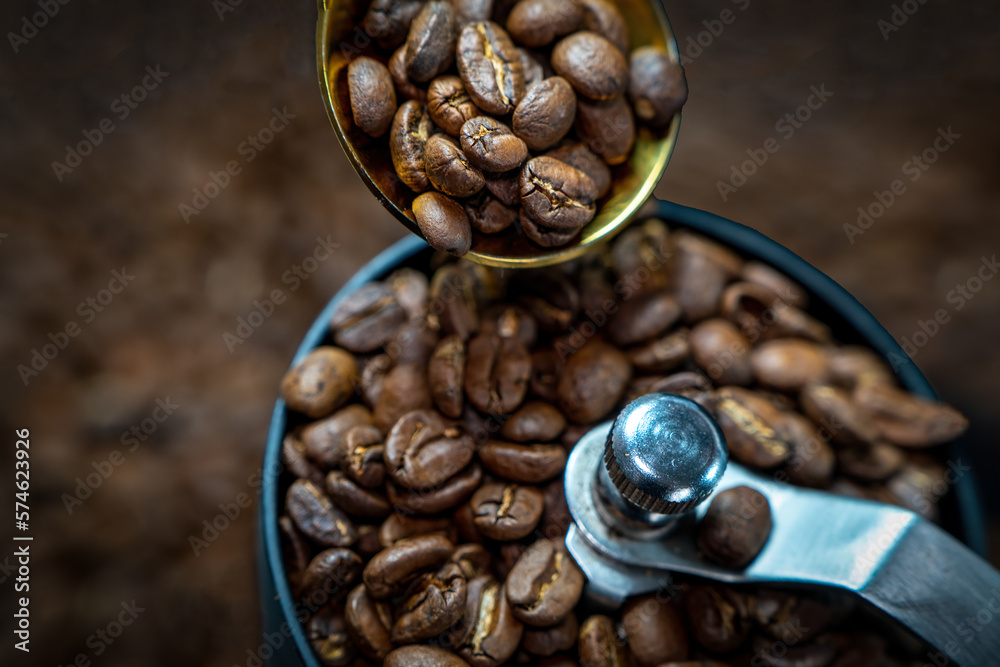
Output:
(674, 232), (742, 321)
(608, 289), (682, 346)
(501, 400), (567, 442)
(538, 478), (572, 540)
(282, 433), (325, 486)
(464, 193), (518, 234)
(341, 425), (387, 488)
(453, 0), (494, 27)
(628, 46), (686, 127)
(528, 348), (563, 402)
(307, 605), (356, 667)
(506, 0), (581, 47)
(484, 168), (521, 205)
(457, 21), (525, 114)
(720, 281), (830, 344)
(751, 339), (831, 391)
(287, 479), (358, 548)
(751, 634), (837, 667)
(753, 589), (832, 643)
(854, 382), (969, 447)
(628, 330), (690, 373)
(544, 142), (611, 199)
(465, 331), (532, 414)
(479, 440), (566, 483)
(388, 462), (483, 514)
(713, 387), (790, 469)
(384, 409), (474, 489)
(513, 77), (577, 151)
(574, 95), (635, 166)
(302, 404), (372, 469)
(348, 56), (397, 137)
(741, 260), (808, 308)
(331, 283), (408, 354)
(557, 340), (631, 424)
(512, 270), (580, 333)
(360, 355), (390, 408)
(427, 75), (482, 136)
(519, 156), (597, 239)
(886, 457), (947, 522)
(389, 45), (427, 102)
(799, 384), (879, 447)
(518, 48), (545, 87)
(379, 513), (456, 547)
(301, 548), (364, 604)
(449, 543), (493, 579)
(373, 361), (433, 432)
(413, 191), (474, 257)
(577, 615), (628, 667)
(363, 533), (454, 599)
(390, 101), (435, 192)
(622, 599), (688, 667)
(388, 266), (430, 322)
(697, 485), (772, 568)
(281, 347), (358, 418)
(393, 561), (468, 642)
(425, 133), (487, 197)
(430, 264), (481, 339)
(429, 334), (467, 418)
(406, 1), (457, 82)
(279, 515), (312, 589)
(461, 116), (528, 172)
(579, 0), (628, 52)
(385, 645), (471, 666)
(552, 32), (627, 100)
(356, 525), (384, 558)
(690, 318), (753, 386)
(364, 0), (427, 48)
(326, 471), (393, 519)
(684, 585), (752, 653)
(471, 482), (543, 540)
(837, 441), (905, 482)
(506, 538), (584, 625)
(828, 346), (893, 389)
(454, 575), (524, 666)
(522, 612), (577, 656)
(777, 412), (834, 488)
(345, 583), (394, 661)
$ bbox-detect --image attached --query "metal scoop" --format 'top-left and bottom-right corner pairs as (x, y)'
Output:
(565, 393), (1000, 667)
(316, 0), (681, 268)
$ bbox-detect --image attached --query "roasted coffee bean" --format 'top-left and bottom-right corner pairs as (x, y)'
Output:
(519, 48), (545, 87)
(575, 95), (635, 165)
(674, 232), (742, 323)
(778, 411), (835, 488)
(479, 440), (567, 482)
(464, 193), (518, 234)
(302, 405), (374, 469)
(684, 585), (752, 653)
(457, 21), (525, 114)
(751, 339), (831, 391)
(471, 482), (543, 540)
(279, 515), (313, 588)
(608, 289), (681, 346)
(520, 156), (597, 236)
(379, 513), (455, 547)
(390, 101), (435, 192)
(331, 283), (408, 353)
(521, 206), (584, 253)
(523, 611), (577, 656)
(307, 605), (356, 667)
(720, 281), (830, 343)
(388, 266), (430, 321)
(373, 362), (433, 432)
(428, 75), (482, 136)
(326, 471), (393, 519)
(578, 615), (627, 667)
(363, 533), (454, 599)
(579, 0), (628, 52)
(453, 0), (493, 27)
(342, 425), (386, 488)
(697, 485), (772, 568)
(413, 191), (474, 257)
(281, 347), (358, 418)
(828, 346), (893, 389)
(355, 525), (383, 557)
(800, 384), (879, 447)
(385, 645), (471, 666)
(393, 561), (468, 642)
(854, 382), (968, 447)
(465, 331), (532, 414)
(348, 56), (397, 137)
(558, 340), (631, 423)
(837, 441), (905, 482)
(513, 77), (577, 151)
(453, 500), (483, 543)
(406, 1), (457, 82)
(430, 264), (480, 339)
(429, 334), (467, 418)
(628, 330), (690, 373)
(609, 217), (672, 286)
(388, 462), (483, 514)
(484, 168), (521, 206)
(545, 142), (612, 199)
(690, 318), (753, 386)
(752, 634), (837, 667)
(621, 594), (688, 666)
(282, 433), (325, 486)
(345, 583), (394, 661)
(886, 457), (948, 521)
(287, 479), (358, 548)
(481, 304), (538, 348)
(552, 31), (627, 100)
(753, 590), (833, 643)
(741, 260), (808, 308)
(363, 0), (427, 48)
(501, 400), (566, 442)
(455, 575), (524, 666)
(384, 409), (474, 489)
(512, 270), (580, 332)
(627, 46), (686, 127)
(425, 133), (487, 197)
(529, 348), (563, 401)
(450, 543), (493, 579)
(506, 0), (582, 47)
(389, 46), (427, 102)
(301, 549), (364, 604)
(537, 478), (572, 540)
(359, 355), (390, 408)
(506, 538), (584, 625)
(461, 116), (528, 172)
(713, 387), (790, 468)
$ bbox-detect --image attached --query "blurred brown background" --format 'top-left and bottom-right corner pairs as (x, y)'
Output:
(1, 0), (998, 665)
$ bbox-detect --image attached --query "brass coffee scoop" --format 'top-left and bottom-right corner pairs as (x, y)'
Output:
(316, 0), (680, 268)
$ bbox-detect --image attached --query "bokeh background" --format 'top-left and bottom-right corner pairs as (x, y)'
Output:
(1, 0), (999, 664)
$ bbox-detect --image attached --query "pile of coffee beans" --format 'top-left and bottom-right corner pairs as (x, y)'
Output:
(342, 0), (687, 255)
(277, 217), (967, 665)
